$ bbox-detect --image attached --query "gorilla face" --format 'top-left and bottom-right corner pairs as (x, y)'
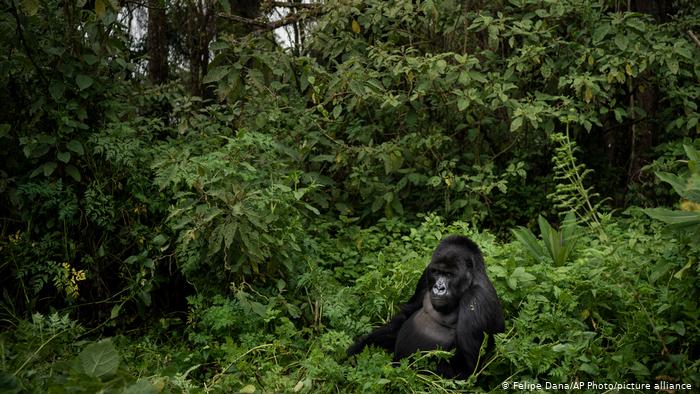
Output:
(427, 247), (473, 312)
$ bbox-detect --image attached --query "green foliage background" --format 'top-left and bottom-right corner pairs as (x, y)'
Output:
(1, 0), (699, 392)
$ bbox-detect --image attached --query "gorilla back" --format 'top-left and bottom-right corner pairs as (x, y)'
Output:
(347, 235), (504, 378)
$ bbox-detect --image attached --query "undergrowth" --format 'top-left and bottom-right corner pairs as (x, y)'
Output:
(2, 213), (698, 393)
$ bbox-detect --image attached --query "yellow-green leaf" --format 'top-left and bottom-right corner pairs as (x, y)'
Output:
(239, 385), (256, 394)
(95, 0), (106, 17)
(510, 116), (523, 132)
(21, 0), (40, 16)
(351, 20), (361, 34)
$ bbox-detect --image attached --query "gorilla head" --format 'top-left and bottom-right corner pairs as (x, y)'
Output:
(427, 237), (476, 311)
(347, 235), (504, 378)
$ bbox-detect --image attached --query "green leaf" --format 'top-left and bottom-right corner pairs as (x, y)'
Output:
(218, 0), (231, 14)
(140, 290), (151, 306)
(655, 171), (700, 201)
(457, 98), (469, 112)
(77, 339), (120, 378)
(76, 74), (94, 90)
(67, 140), (85, 155)
(57, 151), (70, 163)
(250, 301), (267, 317)
(674, 44), (693, 60)
(458, 71), (470, 84)
(110, 304), (121, 319)
(43, 162), (57, 177)
(123, 379), (158, 394)
(510, 267), (536, 286)
(239, 385), (256, 394)
(21, 0), (40, 15)
(83, 54), (99, 65)
(152, 234), (168, 246)
(614, 34), (627, 51)
(0, 124), (10, 139)
(49, 81), (65, 100)
(65, 164), (81, 181)
(666, 57), (679, 75)
(510, 116), (523, 132)
(203, 66), (230, 84)
(684, 144), (700, 162)
(644, 208), (700, 228)
(592, 23), (611, 44)
(512, 227), (545, 261)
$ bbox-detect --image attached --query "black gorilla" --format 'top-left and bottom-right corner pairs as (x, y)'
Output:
(347, 235), (504, 378)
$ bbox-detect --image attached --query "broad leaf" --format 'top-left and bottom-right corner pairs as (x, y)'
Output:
(511, 227), (545, 261)
(67, 140), (85, 155)
(76, 74), (94, 90)
(644, 208), (700, 228)
(77, 339), (120, 378)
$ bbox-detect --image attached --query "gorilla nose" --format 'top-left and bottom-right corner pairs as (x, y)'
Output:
(433, 283), (447, 296)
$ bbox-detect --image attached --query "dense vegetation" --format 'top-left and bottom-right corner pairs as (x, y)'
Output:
(1, 0), (699, 392)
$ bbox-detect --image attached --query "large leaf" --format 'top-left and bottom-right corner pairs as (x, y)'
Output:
(683, 144), (699, 162)
(656, 171), (700, 203)
(77, 339), (120, 378)
(203, 66), (230, 84)
(123, 380), (158, 394)
(511, 226), (545, 261)
(76, 74), (94, 90)
(644, 208), (700, 228)
(537, 215), (559, 262)
(67, 140), (85, 155)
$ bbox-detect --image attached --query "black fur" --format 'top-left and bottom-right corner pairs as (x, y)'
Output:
(347, 236), (504, 378)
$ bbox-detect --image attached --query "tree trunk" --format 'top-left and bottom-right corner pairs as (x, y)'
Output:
(147, 0), (169, 84)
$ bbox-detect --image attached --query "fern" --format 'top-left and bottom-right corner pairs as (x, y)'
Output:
(547, 129), (603, 228)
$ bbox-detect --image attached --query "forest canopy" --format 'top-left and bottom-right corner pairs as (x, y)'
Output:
(1, 0), (699, 392)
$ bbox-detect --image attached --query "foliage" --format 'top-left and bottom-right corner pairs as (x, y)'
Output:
(511, 211), (580, 266)
(4, 215), (699, 392)
(0, 0), (168, 322)
(1, 0), (700, 393)
(151, 103), (319, 290)
(548, 131), (604, 227)
(645, 145), (700, 245)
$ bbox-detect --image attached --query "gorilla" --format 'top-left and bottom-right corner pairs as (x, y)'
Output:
(347, 235), (504, 378)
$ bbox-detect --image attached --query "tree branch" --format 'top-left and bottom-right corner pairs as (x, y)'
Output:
(218, 6), (323, 33)
(688, 30), (700, 49)
(9, 1), (49, 91)
(267, 1), (320, 8)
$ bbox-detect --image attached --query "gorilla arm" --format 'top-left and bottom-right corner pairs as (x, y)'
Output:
(454, 282), (505, 376)
(347, 270), (429, 355)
